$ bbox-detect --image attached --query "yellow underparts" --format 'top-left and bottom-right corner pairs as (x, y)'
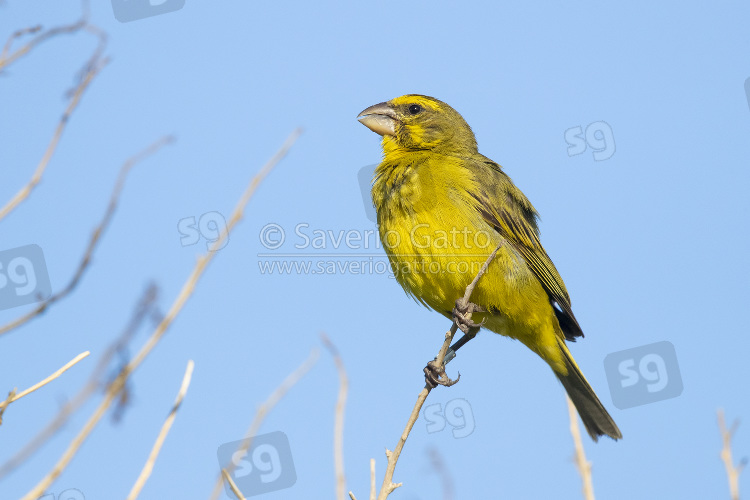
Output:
(373, 148), (567, 374)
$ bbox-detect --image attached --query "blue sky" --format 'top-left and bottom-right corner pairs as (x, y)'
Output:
(1, 1), (749, 499)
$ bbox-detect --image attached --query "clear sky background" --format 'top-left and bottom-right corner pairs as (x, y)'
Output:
(1, 1), (749, 499)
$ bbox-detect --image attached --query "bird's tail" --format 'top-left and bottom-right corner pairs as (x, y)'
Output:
(555, 337), (622, 441)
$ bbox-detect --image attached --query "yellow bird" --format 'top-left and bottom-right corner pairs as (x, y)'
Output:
(358, 95), (621, 441)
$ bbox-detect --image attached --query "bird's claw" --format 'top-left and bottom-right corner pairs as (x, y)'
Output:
(452, 298), (485, 335)
(424, 359), (460, 389)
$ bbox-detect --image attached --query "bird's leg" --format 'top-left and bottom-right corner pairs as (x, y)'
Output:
(423, 300), (485, 389)
(452, 297), (485, 335)
(444, 329), (478, 365)
(424, 359), (460, 389)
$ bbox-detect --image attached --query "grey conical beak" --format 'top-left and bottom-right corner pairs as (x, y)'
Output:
(357, 102), (398, 136)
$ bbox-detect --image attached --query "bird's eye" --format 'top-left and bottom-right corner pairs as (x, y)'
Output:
(408, 104), (423, 115)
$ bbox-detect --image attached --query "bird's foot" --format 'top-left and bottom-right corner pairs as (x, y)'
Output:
(424, 359), (460, 389)
(452, 298), (485, 335)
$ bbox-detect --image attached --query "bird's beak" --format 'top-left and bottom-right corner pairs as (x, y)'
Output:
(357, 102), (398, 137)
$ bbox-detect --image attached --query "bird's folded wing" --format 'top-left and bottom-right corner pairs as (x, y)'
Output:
(469, 159), (584, 340)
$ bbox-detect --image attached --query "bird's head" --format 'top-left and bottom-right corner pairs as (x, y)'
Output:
(357, 95), (478, 156)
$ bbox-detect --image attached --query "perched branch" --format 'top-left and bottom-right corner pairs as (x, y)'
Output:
(20, 130), (301, 500)
(718, 409), (745, 500)
(567, 396), (595, 500)
(0, 351), (90, 413)
(368, 244), (502, 500)
(0, 284), (160, 479)
(321, 334), (349, 500)
(0, 136), (173, 337)
(126, 360), (194, 500)
(210, 348), (319, 500)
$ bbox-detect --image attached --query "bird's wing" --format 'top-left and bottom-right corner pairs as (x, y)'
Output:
(468, 158), (584, 340)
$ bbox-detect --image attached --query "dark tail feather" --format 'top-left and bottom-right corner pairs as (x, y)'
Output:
(555, 338), (622, 441)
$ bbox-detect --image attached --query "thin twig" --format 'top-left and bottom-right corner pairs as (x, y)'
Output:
(321, 333), (349, 500)
(567, 395), (595, 500)
(0, 351), (90, 412)
(20, 131), (301, 500)
(126, 360), (194, 500)
(210, 348), (319, 500)
(221, 469), (246, 500)
(0, 390), (17, 425)
(0, 136), (172, 336)
(373, 244), (502, 500)
(0, 284), (159, 479)
(0, 19), (109, 220)
(370, 459), (376, 500)
(0, 1), (89, 71)
(718, 409), (745, 500)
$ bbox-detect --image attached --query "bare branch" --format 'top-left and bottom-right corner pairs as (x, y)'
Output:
(0, 137), (173, 336)
(210, 348), (319, 500)
(0, 390), (17, 426)
(0, 6), (109, 223)
(567, 395), (595, 500)
(0, 351), (90, 412)
(0, 284), (159, 479)
(370, 459), (376, 500)
(20, 130), (301, 500)
(0, 2), (88, 71)
(718, 409), (745, 500)
(221, 469), (246, 500)
(126, 360), (195, 500)
(372, 244), (502, 500)
(321, 333), (349, 500)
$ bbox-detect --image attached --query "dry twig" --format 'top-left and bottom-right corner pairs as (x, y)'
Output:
(0, 2), (108, 222)
(20, 130), (301, 500)
(126, 360), (195, 500)
(0, 351), (90, 413)
(211, 348), (319, 500)
(718, 409), (745, 500)
(0, 284), (160, 479)
(321, 333), (349, 500)
(567, 395), (595, 500)
(0, 136), (173, 336)
(365, 244), (502, 500)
